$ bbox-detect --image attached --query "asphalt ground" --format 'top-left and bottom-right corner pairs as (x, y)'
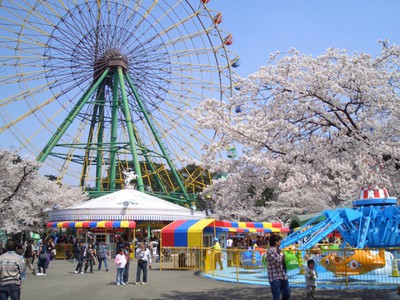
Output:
(19, 260), (397, 300)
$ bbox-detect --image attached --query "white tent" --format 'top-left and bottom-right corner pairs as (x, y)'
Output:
(49, 189), (206, 222)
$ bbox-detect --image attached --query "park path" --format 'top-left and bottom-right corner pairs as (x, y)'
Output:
(20, 260), (395, 300)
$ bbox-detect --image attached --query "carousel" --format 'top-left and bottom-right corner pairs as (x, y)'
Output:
(47, 187), (205, 258)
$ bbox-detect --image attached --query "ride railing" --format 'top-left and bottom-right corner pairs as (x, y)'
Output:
(159, 247), (204, 270)
(282, 247), (400, 287)
(54, 243), (116, 260)
(54, 243), (73, 260)
(161, 246), (400, 287)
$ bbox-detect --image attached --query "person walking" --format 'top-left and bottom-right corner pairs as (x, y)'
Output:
(123, 244), (132, 284)
(36, 242), (50, 276)
(0, 239), (25, 300)
(23, 240), (35, 276)
(114, 248), (127, 286)
(266, 234), (291, 300)
(83, 243), (96, 273)
(36, 244), (48, 276)
(134, 242), (152, 285)
(74, 241), (84, 274)
(96, 241), (108, 272)
(71, 238), (79, 263)
(45, 238), (55, 263)
(15, 245), (25, 281)
(211, 238), (223, 270)
(31, 240), (38, 266)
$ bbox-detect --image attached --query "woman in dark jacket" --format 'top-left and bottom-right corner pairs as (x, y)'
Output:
(74, 241), (85, 274)
(84, 243), (96, 273)
(37, 244), (48, 276)
(46, 238), (55, 262)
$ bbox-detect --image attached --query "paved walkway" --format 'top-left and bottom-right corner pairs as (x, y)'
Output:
(20, 260), (397, 300)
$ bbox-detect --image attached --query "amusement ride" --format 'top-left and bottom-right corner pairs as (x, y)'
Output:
(281, 186), (400, 276)
(281, 186), (400, 250)
(0, 0), (240, 204)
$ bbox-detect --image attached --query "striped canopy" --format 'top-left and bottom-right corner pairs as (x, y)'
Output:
(203, 227), (281, 234)
(161, 219), (215, 247)
(161, 219), (290, 247)
(212, 220), (284, 229)
(46, 220), (136, 229)
(208, 220), (289, 233)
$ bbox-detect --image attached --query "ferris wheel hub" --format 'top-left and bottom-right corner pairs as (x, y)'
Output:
(95, 48), (128, 73)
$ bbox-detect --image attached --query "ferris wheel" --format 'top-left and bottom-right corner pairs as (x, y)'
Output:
(0, 0), (239, 203)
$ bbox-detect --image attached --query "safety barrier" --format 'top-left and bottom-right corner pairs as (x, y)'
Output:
(161, 246), (400, 287)
(54, 243), (73, 259)
(159, 247), (204, 270)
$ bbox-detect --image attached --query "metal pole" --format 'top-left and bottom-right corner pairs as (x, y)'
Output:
(117, 67), (145, 192)
(37, 69), (110, 162)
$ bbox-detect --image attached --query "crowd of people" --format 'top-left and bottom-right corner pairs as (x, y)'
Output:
(3, 233), (400, 300)
(0, 235), (159, 299)
(0, 236), (56, 299)
(68, 236), (158, 287)
(0, 233), (292, 300)
(0, 231), (372, 300)
(227, 235), (271, 250)
(0, 237), (57, 278)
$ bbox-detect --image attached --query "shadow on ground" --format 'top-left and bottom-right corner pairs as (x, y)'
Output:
(145, 271), (394, 300)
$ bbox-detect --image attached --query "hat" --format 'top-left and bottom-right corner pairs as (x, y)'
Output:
(213, 238), (219, 242)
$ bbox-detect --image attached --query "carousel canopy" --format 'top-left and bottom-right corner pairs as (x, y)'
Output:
(47, 220), (136, 229)
(48, 189), (206, 223)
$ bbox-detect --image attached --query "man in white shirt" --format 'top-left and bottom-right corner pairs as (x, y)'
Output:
(134, 243), (152, 285)
(226, 237), (233, 248)
(226, 237), (233, 266)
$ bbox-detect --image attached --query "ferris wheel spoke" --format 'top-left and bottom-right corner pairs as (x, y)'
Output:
(0, 92), (63, 133)
(1, 96), (72, 154)
(162, 73), (221, 100)
(0, 78), (55, 107)
(1, 4), (56, 36)
(0, 66), (51, 83)
(149, 100), (210, 145)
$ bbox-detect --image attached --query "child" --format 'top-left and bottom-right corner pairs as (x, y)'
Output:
(305, 259), (318, 300)
(115, 248), (127, 286)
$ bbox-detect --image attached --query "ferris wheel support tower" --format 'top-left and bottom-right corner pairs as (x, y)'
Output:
(37, 50), (189, 199)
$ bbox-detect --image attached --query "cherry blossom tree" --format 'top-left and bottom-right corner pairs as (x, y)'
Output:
(0, 149), (89, 233)
(190, 43), (400, 223)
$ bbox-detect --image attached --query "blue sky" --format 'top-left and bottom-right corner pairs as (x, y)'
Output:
(211, 0), (400, 77)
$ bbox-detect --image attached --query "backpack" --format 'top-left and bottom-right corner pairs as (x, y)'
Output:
(39, 252), (47, 260)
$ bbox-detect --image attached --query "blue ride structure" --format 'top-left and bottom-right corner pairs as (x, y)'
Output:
(281, 187), (400, 250)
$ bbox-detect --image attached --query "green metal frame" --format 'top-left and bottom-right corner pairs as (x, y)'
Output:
(37, 64), (191, 203)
